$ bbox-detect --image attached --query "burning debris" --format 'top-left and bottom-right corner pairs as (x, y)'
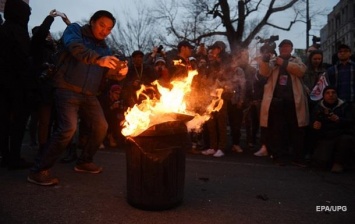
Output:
(121, 70), (224, 137)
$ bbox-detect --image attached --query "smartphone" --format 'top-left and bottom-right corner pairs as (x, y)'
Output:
(117, 60), (127, 69)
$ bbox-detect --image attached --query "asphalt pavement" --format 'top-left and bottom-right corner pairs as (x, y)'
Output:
(1, 140), (355, 224)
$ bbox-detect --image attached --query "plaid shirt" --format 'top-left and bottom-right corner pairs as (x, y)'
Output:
(326, 60), (355, 102)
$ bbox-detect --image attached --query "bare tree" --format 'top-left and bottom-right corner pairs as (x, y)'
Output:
(110, 1), (161, 56)
(152, 0), (307, 52)
(152, 0), (223, 48)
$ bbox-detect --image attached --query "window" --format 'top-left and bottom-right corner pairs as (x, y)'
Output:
(336, 15), (340, 29)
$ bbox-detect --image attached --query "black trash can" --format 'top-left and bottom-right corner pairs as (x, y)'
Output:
(126, 121), (190, 210)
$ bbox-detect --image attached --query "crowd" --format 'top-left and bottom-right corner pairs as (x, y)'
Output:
(0, 1), (354, 187)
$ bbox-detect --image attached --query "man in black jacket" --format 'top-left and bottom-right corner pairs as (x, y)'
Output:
(0, 0), (33, 170)
(311, 86), (355, 172)
(169, 40), (195, 80)
(30, 9), (71, 156)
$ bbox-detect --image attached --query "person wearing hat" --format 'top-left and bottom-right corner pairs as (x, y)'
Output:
(208, 41), (230, 65)
(258, 38), (308, 166)
(121, 50), (157, 107)
(146, 45), (168, 66)
(311, 86), (354, 173)
(169, 40), (195, 80)
(326, 44), (355, 121)
(153, 57), (171, 88)
(201, 41), (234, 158)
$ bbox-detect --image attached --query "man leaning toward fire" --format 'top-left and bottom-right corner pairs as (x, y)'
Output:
(258, 39), (309, 167)
(27, 10), (128, 186)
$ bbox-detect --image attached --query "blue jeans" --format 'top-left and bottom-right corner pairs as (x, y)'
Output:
(33, 89), (108, 172)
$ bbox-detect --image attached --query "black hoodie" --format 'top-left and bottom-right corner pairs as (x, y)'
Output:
(0, 0), (32, 88)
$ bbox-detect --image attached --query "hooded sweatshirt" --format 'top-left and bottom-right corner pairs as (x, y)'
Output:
(0, 0), (32, 88)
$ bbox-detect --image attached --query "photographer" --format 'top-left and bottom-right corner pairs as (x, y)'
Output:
(146, 45), (167, 66)
(29, 9), (71, 156)
(258, 39), (308, 166)
(28, 10), (128, 186)
(311, 86), (354, 172)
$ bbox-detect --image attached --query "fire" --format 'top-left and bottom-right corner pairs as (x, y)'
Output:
(121, 70), (223, 137)
(172, 59), (185, 66)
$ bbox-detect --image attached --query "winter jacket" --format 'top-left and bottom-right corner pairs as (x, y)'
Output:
(259, 56), (309, 127)
(53, 23), (116, 96)
(0, 0), (31, 89)
(311, 99), (354, 138)
(30, 15), (56, 72)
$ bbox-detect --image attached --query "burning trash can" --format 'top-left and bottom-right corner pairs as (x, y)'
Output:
(126, 120), (190, 210)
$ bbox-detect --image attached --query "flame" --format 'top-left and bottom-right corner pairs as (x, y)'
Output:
(122, 70), (223, 137)
(173, 59), (185, 67)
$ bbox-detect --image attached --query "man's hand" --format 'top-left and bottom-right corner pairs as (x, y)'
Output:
(61, 13), (71, 25)
(313, 121), (322, 130)
(328, 113), (339, 122)
(49, 9), (58, 17)
(96, 56), (120, 69)
(275, 57), (284, 66)
(118, 66), (128, 76)
(111, 102), (120, 110)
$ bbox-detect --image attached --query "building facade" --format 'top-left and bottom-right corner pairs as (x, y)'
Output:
(320, 0), (355, 64)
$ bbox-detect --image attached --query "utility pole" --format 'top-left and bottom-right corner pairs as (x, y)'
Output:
(306, 0), (310, 49)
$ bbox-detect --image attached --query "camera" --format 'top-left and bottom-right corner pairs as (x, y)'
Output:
(315, 109), (334, 121)
(312, 36), (321, 45)
(39, 62), (56, 80)
(157, 45), (163, 53)
(116, 60), (127, 69)
(256, 35), (279, 55)
(114, 53), (127, 69)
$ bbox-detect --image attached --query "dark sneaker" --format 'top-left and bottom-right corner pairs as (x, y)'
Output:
(74, 163), (103, 174)
(27, 170), (59, 186)
(331, 163), (344, 173)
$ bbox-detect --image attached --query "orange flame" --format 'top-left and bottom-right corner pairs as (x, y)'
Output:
(121, 70), (223, 137)
(173, 59), (185, 67)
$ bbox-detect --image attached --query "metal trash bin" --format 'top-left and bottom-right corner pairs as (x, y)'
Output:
(126, 121), (190, 210)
